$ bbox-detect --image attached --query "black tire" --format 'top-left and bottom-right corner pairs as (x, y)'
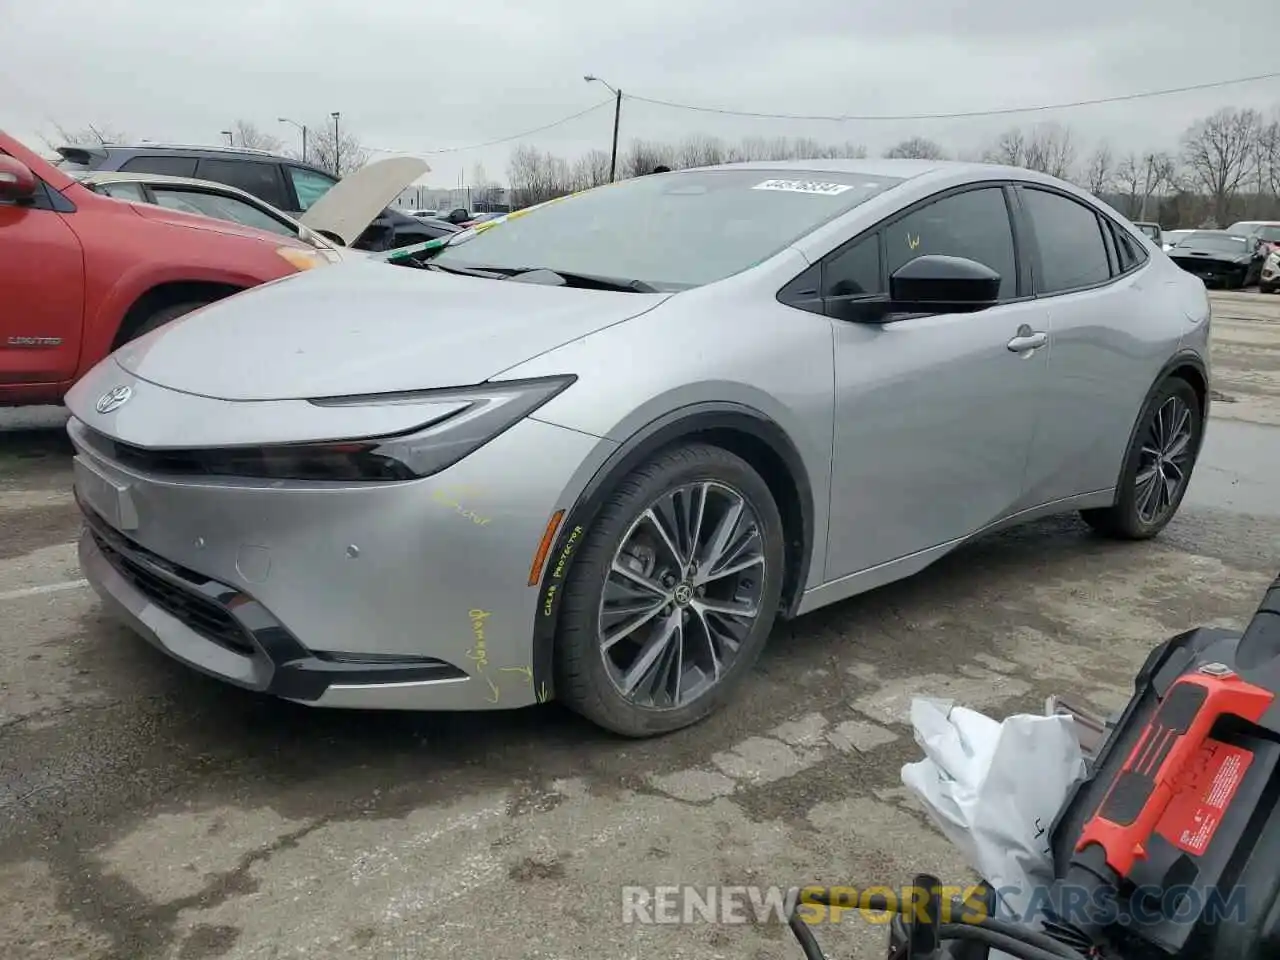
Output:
(554, 443), (785, 738)
(1080, 377), (1203, 540)
(121, 300), (211, 344)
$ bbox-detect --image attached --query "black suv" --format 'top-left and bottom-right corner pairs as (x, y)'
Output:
(53, 142), (454, 251)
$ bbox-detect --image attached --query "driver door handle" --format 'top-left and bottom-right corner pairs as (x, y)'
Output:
(1007, 328), (1047, 353)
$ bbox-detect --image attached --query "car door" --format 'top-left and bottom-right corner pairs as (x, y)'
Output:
(819, 184), (1050, 581)
(0, 179), (84, 384)
(1014, 185), (1171, 504)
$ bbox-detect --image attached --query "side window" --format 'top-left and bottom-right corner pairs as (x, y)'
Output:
(1021, 188), (1112, 293)
(286, 166), (338, 212)
(149, 188), (296, 237)
(1111, 223), (1146, 272)
(119, 155), (197, 177)
(884, 187), (1017, 300)
(822, 233), (882, 299)
(194, 159), (289, 209)
(96, 182), (148, 202)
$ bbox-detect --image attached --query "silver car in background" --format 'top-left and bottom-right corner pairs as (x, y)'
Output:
(66, 160), (1212, 738)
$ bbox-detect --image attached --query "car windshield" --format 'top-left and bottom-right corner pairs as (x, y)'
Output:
(430, 169), (903, 290)
(1174, 233), (1251, 253)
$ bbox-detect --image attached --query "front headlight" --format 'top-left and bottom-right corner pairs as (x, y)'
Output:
(102, 376), (577, 482)
(275, 246), (332, 271)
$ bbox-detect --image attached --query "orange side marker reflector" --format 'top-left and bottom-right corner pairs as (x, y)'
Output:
(528, 509), (565, 586)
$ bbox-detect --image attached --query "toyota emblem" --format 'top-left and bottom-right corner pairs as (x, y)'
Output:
(95, 385), (133, 414)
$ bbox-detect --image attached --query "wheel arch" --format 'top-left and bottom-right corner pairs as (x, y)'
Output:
(529, 403), (816, 701)
(110, 280), (245, 349)
(1105, 349), (1210, 501)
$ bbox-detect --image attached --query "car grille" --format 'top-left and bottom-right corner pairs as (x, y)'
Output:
(86, 515), (257, 656)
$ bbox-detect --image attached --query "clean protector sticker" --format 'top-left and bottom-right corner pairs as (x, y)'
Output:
(752, 179), (855, 196)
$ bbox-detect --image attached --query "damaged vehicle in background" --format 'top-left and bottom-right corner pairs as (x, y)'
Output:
(0, 131), (423, 406)
(1260, 245), (1280, 293)
(74, 159), (438, 256)
(66, 159), (1210, 738)
(1165, 230), (1264, 288)
(53, 141), (436, 252)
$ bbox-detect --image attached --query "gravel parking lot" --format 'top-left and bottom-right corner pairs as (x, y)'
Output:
(2, 292), (1279, 960)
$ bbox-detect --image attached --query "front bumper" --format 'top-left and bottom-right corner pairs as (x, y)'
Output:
(69, 397), (613, 711)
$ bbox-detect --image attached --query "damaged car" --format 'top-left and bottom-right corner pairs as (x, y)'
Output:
(66, 160), (1211, 737)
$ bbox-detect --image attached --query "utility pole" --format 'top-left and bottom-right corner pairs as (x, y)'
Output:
(584, 75), (621, 182)
(331, 111), (341, 175)
(278, 118), (307, 162)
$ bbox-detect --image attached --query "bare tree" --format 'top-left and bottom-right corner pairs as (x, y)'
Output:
(1084, 143), (1115, 196)
(983, 128), (1026, 166)
(883, 137), (947, 160)
(230, 120), (283, 153)
(1024, 123), (1077, 179)
(41, 122), (131, 150)
(1252, 117), (1280, 200)
(1113, 151), (1175, 220)
(469, 162), (502, 210)
(569, 149), (613, 190)
(622, 139), (675, 177)
(507, 145), (572, 208)
(1182, 107), (1262, 226)
(305, 123), (370, 177)
(674, 134), (726, 169)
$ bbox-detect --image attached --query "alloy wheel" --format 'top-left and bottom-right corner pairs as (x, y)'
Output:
(598, 481), (766, 709)
(1134, 395), (1194, 525)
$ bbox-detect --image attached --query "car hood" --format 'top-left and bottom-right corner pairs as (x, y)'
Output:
(112, 257), (672, 401)
(298, 156), (429, 246)
(1170, 245), (1251, 262)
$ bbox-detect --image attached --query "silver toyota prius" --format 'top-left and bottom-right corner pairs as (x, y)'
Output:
(65, 159), (1212, 738)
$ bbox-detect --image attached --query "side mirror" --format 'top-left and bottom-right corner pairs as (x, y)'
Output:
(0, 155), (38, 202)
(886, 254), (1001, 315)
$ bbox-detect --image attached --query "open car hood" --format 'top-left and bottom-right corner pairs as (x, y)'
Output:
(299, 156), (429, 246)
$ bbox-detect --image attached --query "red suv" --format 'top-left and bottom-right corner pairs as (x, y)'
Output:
(0, 131), (332, 407)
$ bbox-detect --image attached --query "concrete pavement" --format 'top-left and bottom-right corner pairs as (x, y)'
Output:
(1, 292), (1278, 960)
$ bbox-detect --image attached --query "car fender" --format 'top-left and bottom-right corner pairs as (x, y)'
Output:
(528, 400), (817, 702)
(79, 259), (296, 378)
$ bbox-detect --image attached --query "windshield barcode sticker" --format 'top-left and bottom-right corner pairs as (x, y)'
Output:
(753, 179), (854, 195)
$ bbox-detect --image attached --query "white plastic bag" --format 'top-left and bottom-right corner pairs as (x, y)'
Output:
(900, 697), (1087, 932)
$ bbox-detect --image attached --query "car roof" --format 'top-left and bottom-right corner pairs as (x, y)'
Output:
(57, 141), (335, 176)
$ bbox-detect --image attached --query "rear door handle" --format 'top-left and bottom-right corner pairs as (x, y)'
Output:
(1007, 330), (1047, 353)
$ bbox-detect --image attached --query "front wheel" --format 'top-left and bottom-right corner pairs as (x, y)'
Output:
(1080, 377), (1203, 540)
(554, 444), (785, 737)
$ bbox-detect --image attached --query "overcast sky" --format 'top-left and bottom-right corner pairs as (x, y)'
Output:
(0, 0), (1272, 188)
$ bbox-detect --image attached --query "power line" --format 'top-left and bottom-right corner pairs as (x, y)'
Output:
(622, 70), (1280, 123)
(368, 97), (615, 156)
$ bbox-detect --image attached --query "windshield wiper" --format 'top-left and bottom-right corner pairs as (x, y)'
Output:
(422, 261), (510, 280)
(503, 267), (661, 293)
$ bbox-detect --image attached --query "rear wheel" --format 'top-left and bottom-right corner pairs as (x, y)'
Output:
(1080, 377), (1202, 540)
(120, 300), (211, 344)
(554, 444), (785, 737)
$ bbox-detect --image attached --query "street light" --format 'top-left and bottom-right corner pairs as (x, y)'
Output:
(331, 111), (341, 175)
(220, 130), (233, 146)
(584, 75), (621, 182)
(278, 117), (307, 162)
